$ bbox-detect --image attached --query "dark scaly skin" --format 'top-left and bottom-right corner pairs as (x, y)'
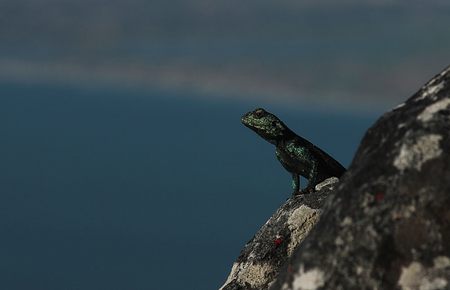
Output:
(241, 108), (346, 194)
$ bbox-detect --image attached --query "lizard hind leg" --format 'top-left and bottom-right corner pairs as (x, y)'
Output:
(304, 160), (319, 194)
(292, 173), (300, 195)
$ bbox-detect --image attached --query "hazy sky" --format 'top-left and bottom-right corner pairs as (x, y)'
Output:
(1, 0), (449, 111)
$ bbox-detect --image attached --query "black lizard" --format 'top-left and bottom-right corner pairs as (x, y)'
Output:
(241, 108), (346, 194)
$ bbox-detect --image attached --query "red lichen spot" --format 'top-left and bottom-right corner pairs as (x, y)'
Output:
(287, 264), (293, 273)
(274, 236), (283, 247)
(375, 192), (384, 202)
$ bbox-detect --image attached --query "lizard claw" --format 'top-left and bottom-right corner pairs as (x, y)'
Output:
(304, 187), (315, 194)
(292, 187), (315, 196)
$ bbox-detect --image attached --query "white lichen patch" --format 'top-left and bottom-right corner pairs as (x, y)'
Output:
(417, 98), (450, 123)
(398, 259), (449, 290)
(394, 102), (406, 110)
(237, 262), (274, 288)
(219, 263), (240, 289)
(340, 216), (353, 227)
(392, 204), (417, 220)
(248, 249), (257, 260)
(356, 266), (364, 275)
(219, 261), (275, 289)
(281, 282), (290, 290)
(287, 205), (321, 256)
(366, 225), (378, 238)
(420, 278), (448, 290)
(416, 81), (445, 101)
(440, 66), (450, 77)
(292, 265), (325, 290)
(399, 262), (425, 290)
(434, 256), (450, 270)
(361, 192), (374, 212)
(315, 177), (339, 191)
(334, 236), (344, 246)
(393, 134), (443, 171)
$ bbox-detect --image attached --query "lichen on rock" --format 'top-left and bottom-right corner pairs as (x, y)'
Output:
(393, 134), (443, 171)
(219, 178), (337, 290)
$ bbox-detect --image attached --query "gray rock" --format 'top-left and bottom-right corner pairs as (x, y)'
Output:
(271, 65), (450, 290)
(219, 179), (337, 290)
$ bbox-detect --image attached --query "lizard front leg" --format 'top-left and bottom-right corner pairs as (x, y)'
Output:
(291, 173), (300, 194)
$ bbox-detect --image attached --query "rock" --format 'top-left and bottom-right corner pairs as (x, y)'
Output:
(219, 178), (338, 290)
(271, 65), (450, 290)
(221, 65), (450, 290)
(314, 177), (339, 192)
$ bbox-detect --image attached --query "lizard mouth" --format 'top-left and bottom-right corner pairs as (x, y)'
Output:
(241, 117), (257, 132)
(241, 113), (251, 126)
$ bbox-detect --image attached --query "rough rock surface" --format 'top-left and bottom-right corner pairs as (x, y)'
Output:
(220, 178), (339, 290)
(221, 65), (450, 290)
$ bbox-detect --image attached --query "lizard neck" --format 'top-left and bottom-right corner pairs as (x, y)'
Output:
(273, 127), (296, 146)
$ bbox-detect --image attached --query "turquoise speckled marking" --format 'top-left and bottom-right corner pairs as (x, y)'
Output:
(286, 142), (312, 162)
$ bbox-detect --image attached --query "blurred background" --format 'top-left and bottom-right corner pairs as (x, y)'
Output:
(1, 1), (449, 289)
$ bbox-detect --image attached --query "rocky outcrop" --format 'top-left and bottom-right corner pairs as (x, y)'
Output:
(220, 179), (339, 290)
(221, 65), (450, 290)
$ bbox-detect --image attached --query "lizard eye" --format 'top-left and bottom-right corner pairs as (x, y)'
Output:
(254, 109), (264, 118)
(272, 121), (277, 127)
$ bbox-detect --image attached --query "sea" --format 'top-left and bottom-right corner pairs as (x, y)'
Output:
(0, 82), (378, 290)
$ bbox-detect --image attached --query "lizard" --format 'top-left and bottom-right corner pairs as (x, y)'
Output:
(241, 108), (346, 194)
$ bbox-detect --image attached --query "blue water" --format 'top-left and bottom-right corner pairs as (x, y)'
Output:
(0, 82), (377, 290)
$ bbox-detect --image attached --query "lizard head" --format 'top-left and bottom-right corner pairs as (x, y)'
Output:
(241, 108), (287, 143)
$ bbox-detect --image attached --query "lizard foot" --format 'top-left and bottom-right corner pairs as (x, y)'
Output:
(292, 187), (314, 196)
